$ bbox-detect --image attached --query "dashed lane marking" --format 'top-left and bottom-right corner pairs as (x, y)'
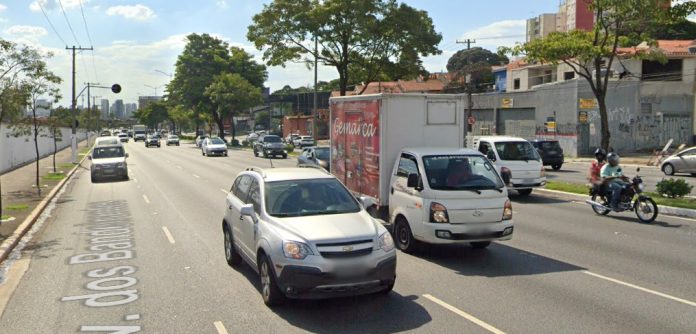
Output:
(214, 321), (229, 334)
(220, 189), (228, 194)
(142, 194), (150, 204)
(192, 174), (200, 179)
(162, 226), (176, 244)
(583, 271), (696, 308)
(422, 294), (506, 334)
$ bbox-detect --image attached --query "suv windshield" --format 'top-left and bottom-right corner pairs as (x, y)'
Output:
(264, 136), (281, 143)
(265, 178), (361, 217)
(494, 141), (540, 161)
(315, 147), (330, 160)
(422, 155), (503, 191)
(93, 146), (125, 159)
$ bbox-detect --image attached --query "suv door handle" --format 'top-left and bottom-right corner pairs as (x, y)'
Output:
(390, 187), (394, 194)
(229, 205), (234, 210)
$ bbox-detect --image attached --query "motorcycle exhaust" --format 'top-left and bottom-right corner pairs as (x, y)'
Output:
(585, 199), (610, 211)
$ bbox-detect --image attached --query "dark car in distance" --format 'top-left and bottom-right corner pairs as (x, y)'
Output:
(530, 139), (564, 170)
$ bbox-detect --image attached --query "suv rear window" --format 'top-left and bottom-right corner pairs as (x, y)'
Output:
(540, 141), (561, 151)
(263, 136), (281, 143)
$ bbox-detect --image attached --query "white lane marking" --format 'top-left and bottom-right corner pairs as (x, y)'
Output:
(220, 188), (228, 194)
(422, 294), (506, 334)
(142, 194), (150, 204)
(192, 174), (200, 179)
(162, 226), (176, 244)
(214, 321), (229, 334)
(125, 314), (141, 321)
(583, 271), (696, 307)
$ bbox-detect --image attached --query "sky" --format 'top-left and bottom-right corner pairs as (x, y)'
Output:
(0, 1), (692, 107)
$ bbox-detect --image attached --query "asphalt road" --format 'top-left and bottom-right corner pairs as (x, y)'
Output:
(1, 141), (695, 333)
(546, 161), (696, 193)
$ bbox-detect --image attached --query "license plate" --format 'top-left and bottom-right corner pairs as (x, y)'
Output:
(523, 178), (535, 184)
(103, 169), (114, 174)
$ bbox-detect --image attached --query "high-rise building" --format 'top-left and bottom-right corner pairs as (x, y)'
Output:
(138, 96), (162, 111)
(560, 0), (593, 32)
(125, 103), (137, 118)
(526, 13), (558, 42)
(111, 99), (124, 119)
(100, 99), (109, 118)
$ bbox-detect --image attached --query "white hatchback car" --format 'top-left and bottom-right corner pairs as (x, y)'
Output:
(222, 166), (396, 306)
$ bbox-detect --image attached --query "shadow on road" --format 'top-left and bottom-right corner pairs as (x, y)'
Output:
(234, 259), (431, 334)
(545, 169), (580, 174)
(510, 194), (569, 204)
(24, 238), (61, 259)
(415, 242), (585, 278)
(603, 213), (682, 228)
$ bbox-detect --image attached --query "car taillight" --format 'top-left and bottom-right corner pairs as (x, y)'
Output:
(502, 200), (513, 220)
(540, 167), (546, 177)
(430, 202), (449, 223)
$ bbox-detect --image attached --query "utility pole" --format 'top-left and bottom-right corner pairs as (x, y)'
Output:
(456, 39), (476, 135)
(313, 34), (318, 140)
(66, 46), (93, 163)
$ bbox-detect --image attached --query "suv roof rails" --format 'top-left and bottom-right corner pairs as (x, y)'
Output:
(297, 164), (329, 174)
(245, 166), (267, 178)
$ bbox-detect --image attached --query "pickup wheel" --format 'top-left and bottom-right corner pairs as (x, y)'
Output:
(552, 164), (562, 170)
(470, 241), (491, 249)
(258, 254), (286, 306)
(394, 217), (418, 253)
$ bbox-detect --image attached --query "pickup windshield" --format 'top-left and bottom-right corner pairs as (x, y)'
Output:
(265, 178), (361, 217)
(422, 155), (504, 191)
(494, 141), (540, 161)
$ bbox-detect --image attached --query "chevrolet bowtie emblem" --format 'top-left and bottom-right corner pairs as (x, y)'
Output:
(342, 246), (354, 252)
(473, 210), (483, 217)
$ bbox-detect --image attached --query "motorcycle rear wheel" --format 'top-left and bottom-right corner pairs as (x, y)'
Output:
(591, 194), (611, 216)
(635, 197), (658, 223)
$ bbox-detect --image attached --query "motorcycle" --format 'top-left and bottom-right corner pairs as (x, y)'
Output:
(585, 168), (658, 223)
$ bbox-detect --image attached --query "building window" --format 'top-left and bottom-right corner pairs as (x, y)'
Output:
(513, 78), (520, 90)
(642, 59), (683, 81)
(564, 72), (575, 80)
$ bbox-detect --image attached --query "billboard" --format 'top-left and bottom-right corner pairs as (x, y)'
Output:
(330, 99), (381, 201)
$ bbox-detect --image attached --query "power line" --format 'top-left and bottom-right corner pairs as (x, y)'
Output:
(78, 0), (99, 82)
(37, 0), (68, 46)
(58, 0), (81, 46)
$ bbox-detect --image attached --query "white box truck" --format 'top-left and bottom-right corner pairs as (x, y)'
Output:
(133, 124), (147, 142)
(330, 94), (514, 251)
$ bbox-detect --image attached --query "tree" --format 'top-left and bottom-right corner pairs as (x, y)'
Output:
(502, 0), (695, 151)
(168, 34), (267, 140)
(247, 0), (442, 96)
(205, 73), (263, 143)
(445, 47), (508, 93)
(134, 100), (169, 129)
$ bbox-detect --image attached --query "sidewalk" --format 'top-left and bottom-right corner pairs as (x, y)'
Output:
(0, 140), (89, 243)
(567, 155), (655, 166)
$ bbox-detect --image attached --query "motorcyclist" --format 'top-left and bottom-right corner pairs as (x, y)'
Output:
(588, 148), (606, 187)
(600, 153), (630, 211)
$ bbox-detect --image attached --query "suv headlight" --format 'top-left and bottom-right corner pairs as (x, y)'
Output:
(378, 232), (394, 252)
(282, 241), (313, 260)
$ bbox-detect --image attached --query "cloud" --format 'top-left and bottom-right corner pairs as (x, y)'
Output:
(216, 0), (229, 9)
(106, 4), (156, 21)
(0, 4), (7, 13)
(3, 25), (48, 42)
(29, 0), (86, 12)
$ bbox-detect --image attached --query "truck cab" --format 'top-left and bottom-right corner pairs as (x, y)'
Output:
(472, 136), (546, 197)
(388, 148), (513, 252)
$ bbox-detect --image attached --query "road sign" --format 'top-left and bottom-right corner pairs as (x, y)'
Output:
(468, 116), (476, 125)
(578, 111), (588, 123)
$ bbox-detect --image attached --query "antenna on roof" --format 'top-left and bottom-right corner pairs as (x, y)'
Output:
(268, 156), (274, 168)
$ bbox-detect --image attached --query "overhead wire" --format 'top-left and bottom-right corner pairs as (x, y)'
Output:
(58, 0), (82, 46)
(78, 0), (100, 82)
(36, 0), (68, 47)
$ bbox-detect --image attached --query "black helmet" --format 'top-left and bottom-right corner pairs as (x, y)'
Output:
(607, 152), (620, 164)
(594, 148), (606, 159)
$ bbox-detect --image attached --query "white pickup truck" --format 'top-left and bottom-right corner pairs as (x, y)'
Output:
(330, 94), (514, 251)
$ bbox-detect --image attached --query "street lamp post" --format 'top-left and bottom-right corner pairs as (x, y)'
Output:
(154, 70), (173, 80)
(144, 84), (163, 96)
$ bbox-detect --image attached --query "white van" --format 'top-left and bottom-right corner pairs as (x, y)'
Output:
(388, 148), (513, 251)
(471, 136), (546, 196)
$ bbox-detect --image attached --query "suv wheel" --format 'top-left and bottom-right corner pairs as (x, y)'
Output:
(394, 217), (418, 253)
(552, 164), (562, 170)
(223, 225), (242, 267)
(258, 254), (286, 306)
(518, 189), (533, 197)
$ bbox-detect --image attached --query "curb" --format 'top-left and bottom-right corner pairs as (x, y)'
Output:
(0, 149), (90, 265)
(535, 188), (696, 219)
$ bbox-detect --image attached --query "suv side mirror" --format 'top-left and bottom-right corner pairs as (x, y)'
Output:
(407, 173), (421, 189)
(240, 204), (256, 222)
(125, 153), (129, 158)
(487, 151), (497, 161)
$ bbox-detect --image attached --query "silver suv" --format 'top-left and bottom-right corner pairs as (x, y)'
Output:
(222, 166), (396, 306)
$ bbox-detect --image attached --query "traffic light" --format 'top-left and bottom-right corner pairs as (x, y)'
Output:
(111, 84), (122, 94)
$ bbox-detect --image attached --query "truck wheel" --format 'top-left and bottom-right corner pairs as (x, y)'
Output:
(518, 189), (533, 197)
(470, 241), (491, 249)
(394, 217), (418, 253)
(258, 254), (286, 306)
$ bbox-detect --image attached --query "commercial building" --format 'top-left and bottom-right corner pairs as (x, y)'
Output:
(111, 99), (124, 120)
(100, 99), (109, 118)
(526, 13), (559, 42)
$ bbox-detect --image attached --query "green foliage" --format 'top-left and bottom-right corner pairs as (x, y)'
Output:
(656, 178), (693, 198)
(134, 100), (169, 128)
(255, 111), (270, 129)
(445, 47), (508, 93)
(43, 172), (66, 181)
(5, 204), (29, 211)
(247, 0), (442, 95)
(285, 143), (294, 152)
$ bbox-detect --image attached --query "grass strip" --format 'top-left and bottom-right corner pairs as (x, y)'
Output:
(545, 181), (696, 210)
(4, 204), (29, 211)
(42, 172), (66, 181)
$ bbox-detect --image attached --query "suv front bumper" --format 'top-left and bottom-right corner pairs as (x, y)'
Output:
(275, 254), (396, 299)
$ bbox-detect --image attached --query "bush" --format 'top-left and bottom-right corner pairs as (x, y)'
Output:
(285, 144), (294, 153)
(231, 139), (240, 147)
(656, 178), (693, 198)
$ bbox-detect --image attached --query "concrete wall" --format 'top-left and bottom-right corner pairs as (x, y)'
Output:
(1, 123), (88, 174)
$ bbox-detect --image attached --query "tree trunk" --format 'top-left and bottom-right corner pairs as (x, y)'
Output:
(32, 108), (41, 196)
(230, 111), (236, 145)
(194, 109), (200, 136)
(211, 109), (225, 141)
(597, 96), (611, 151)
(52, 128), (57, 173)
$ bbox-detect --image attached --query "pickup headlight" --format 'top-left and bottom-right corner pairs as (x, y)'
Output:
(503, 200), (513, 220)
(282, 241), (313, 260)
(116, 162), (126, 168)
(430, 202), (449, 223)
(378, 232), (394, 252)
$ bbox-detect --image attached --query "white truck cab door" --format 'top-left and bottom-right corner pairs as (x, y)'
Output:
(389, 154), (425, 234)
